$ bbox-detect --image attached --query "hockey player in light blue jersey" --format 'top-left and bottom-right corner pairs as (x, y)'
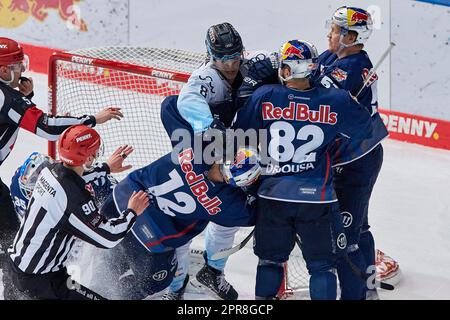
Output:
(160, 22), (271, 300)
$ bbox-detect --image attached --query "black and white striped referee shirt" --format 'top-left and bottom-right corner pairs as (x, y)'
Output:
(8, 162), (137, 275)
(0, 82), (95, 167)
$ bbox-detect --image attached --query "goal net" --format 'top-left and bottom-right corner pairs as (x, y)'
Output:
(48, 47), (309, 297)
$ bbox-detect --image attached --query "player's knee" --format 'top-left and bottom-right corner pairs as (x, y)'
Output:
(306, 259), (336, 275)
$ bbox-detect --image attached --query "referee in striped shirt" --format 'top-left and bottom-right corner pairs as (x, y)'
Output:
(0, 37), (123, 278)
(4, 125), (149, 300)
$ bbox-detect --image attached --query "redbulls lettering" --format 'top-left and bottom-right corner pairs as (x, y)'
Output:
(178, 148), (222, 215)
(191, 181), (208, 197)
(263, 102), (337, 125)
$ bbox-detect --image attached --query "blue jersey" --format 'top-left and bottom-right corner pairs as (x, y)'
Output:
(109, 149), (256, 253)
(313, 50), (389, 165)
(10, 162), (115, 220)
(232, 84), (372, 203)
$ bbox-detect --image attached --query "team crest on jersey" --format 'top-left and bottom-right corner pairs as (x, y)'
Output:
(331, 68), (348, 82)
(362, 68), (378, 87)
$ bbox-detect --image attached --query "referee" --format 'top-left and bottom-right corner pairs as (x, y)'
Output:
(4, 125), (149, 300)
(0, 37), (123, 278)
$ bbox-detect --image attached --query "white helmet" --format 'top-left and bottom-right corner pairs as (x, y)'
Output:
(327, 6), (373, 46)
(221, 147), (261, 187)
(277, 40), (319, 83)
(18, 152), (54, 200)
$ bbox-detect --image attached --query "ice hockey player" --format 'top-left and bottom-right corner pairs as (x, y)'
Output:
(160, 22), (270, 300)
(232, 39), (373, 300)
(313, 6), (396, 299)
(0, 37), (124, 278)
(99, 147), (261, 300)
(235, 7), (400, 298)
(3, 125), (148, 300)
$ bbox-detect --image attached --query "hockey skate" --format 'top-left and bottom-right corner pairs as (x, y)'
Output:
(193, 255), (238, 300)
(376, 249), (401, 286)
(161, 275), (190, 300)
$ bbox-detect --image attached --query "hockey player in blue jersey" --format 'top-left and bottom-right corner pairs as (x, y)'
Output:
(313, 6), (395, 299)
(160, 22), (271, 300)
(99, 147), (261, 299)
(232, 39), (373, 300)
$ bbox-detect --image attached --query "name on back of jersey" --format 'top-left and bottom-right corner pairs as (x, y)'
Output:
(262, 102), (337, 125)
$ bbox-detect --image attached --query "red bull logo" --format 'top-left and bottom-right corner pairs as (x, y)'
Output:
(281, 43), (305, 60)
(331, 68), (348, 82)
(348, 8), (368, 26)
(234, 149), (250, 167)
(0, 0), (87, 31)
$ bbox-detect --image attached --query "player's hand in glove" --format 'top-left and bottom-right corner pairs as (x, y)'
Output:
(106, 145), (134, 173)
(247, 53), (279, 83)
(95, 107), (124, 124)
(18, 76), (34, 97)
(127, 190), (150, 216)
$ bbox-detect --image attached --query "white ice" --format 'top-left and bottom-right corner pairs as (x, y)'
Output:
(1, 72), (450, 300)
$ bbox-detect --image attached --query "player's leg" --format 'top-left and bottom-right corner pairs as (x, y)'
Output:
(334, 144), (383, 299)
(0, 178), (21, 297)
(254, 198), (295, 300)
(162, 241), (191, 300)
(3, 256), (106, 300)
(118, 233), (178, 299)
(295, 202), (345, 300)
(195, 223), (240, 300)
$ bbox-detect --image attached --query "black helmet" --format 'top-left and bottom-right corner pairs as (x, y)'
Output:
(205, 22), (243, 59)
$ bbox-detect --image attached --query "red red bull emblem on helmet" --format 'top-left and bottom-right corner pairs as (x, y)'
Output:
(347, 8), (369, 26)
(281, 43), (305, 60)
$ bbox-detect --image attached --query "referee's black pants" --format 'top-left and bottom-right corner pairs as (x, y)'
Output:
(4, 258), (106, 300)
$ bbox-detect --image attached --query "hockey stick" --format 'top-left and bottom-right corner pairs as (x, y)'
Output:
(210, 229), (255, 260)
(355, 42), (396, 98)
(295, 235), (394, 291)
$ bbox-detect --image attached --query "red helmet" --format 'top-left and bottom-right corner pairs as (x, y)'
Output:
(0, 38), (24, 66)
(58, 125), (101, 166)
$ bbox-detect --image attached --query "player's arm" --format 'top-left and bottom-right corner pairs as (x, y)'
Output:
(177, 76), (215, 133)
(64, 190), (149, 249)
(236, 53), (279, 109)
(337, 93), (373, 140)
(0, 88), (123, 141)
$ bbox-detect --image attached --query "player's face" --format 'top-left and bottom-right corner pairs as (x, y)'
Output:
(327, 24), (342, 53)
(213, 57), (241, 82)
(0, 63), (24, 88)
